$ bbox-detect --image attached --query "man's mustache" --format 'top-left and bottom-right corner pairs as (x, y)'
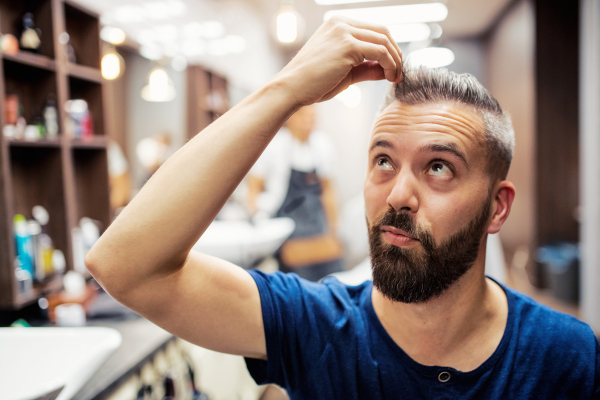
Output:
(375, 210), (422, 241)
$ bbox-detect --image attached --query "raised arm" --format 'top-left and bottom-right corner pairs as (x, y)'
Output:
(85, 17), (403, 359)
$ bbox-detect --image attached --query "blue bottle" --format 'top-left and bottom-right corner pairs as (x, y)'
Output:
(14, 214), (34, 277)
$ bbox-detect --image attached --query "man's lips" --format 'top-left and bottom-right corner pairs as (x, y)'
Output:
(381, 225), (419, 247)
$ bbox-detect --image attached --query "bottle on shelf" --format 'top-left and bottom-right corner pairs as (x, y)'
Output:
(65, 99), (93, 138)
(43, 97), (59, 138)
(19, 12), (42, 53)
(14, 215), (34, 278)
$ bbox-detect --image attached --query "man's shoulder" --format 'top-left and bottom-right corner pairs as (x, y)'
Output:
(248, 269), (370, 311)
(505, 285), (597, 352)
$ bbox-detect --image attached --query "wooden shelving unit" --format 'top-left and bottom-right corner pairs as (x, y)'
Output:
(0, 0), (110, 309)
(186, 66), (229, 140)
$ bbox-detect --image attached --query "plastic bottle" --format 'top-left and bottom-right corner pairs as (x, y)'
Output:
(14, 215), (34, 277)
(44, 98), (59, 138)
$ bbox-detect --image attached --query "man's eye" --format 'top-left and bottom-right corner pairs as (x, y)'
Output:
(428, 162), (452, 178)
(376, 157), (393, 171)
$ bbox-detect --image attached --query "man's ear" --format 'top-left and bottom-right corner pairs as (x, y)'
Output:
(487, 181), (516, 235)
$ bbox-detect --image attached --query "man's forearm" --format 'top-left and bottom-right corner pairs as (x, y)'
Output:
(86, 78), (299, 293)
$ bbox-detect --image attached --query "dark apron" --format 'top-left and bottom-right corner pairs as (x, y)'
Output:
(275, 169), (344, 281)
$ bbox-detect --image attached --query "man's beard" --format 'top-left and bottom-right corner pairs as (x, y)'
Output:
(368, 193), (492, 304)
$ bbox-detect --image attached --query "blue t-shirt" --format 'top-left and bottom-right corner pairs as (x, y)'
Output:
(245, 270), (600, 399)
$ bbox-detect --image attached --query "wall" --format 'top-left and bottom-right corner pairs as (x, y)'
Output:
(124, 51), (186, 190)
(485, 0), (536, 271)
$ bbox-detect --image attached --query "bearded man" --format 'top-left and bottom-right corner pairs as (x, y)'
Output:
(87, 17), (599, 399)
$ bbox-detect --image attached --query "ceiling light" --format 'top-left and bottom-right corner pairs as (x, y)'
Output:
(166, 0), (187, 16)
(182, 39), (205, 56)
(277, 5), (303, 44)
(183, 22), (204, 39)
(324, 3), (448, 25)
(141, 67), (176, 102)
(139, 45), (163, 60)
(114, 5), (144, 23)
(171, 55), (187, 71)
(136, 30), (157, 46)
(336, 85), (361, 108)
(143, 2), (170, 20)
(101, 49), (125, 80)
(388, 23), (431, 43)
(430, 23), (443, 39)
(315, 0), (385, 4)
(407, 47), (454, 68)
(154, 24), (178, 43)
(202, 21), (226, 39)
(100, 26), (126, 45)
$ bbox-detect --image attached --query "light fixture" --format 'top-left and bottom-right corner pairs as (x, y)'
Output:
(141, 67), (176, 102)
(171, 55), (187, 71)
(101, 47), (125, 80)
(336, 85), (361, 108)
(407, 47), (455, 68)
(315, 0), (385, 4)
(324, 3), (448, 25)
(140, 45), (163, 60)
(114, 5), (144, 23)
(388, 23), (431, 43)
(276, 3), (304, 44)
(100, 26), (126, 45)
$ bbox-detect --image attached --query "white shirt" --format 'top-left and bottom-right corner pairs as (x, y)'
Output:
(250, 128), (336, 217)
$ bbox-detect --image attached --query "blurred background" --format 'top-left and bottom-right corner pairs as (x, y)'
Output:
(0, 0), (598, 399)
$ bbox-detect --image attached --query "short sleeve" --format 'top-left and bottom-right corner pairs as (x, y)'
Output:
(244, 270), (352, 391)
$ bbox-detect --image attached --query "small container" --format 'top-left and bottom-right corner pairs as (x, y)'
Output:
(55, 303), (86, 327)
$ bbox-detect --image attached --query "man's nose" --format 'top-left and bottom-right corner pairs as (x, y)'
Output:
(386, 169), (419, 213)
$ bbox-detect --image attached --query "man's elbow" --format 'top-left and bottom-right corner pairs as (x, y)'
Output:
(85, 246), (126, 300)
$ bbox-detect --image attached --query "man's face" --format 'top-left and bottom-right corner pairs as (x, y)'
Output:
(364, 101), (492, 303)
(286, 105), (316, 141)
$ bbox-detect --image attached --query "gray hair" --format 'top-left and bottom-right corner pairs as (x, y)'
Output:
(379, 66), (515, 180)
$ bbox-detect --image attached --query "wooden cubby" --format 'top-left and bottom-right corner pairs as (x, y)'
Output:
(186, 66), (229, 140)
(0, 0), (110, 309)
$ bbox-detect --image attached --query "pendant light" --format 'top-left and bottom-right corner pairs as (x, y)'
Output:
(141, 66), (176, 102)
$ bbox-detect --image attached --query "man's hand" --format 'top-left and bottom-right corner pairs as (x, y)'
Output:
(276, 16), (403, 107)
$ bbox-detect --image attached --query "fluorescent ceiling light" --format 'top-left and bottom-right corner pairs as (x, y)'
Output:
(388, 23), (431, 43)
(407, 47), (454, 68)
(139, 45), (163, 60)
(100, 26), (126, 45)
(324, 3), (448, 25)
(316, 0), (385, 4)
(277, 11), (299, 43)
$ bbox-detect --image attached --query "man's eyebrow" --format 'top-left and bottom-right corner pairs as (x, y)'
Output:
(370, 139), (394, 152)
(421, 143), (469, 167)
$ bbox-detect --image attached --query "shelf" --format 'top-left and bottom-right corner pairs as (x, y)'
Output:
(3, 57), (58, 127)
(70, 135), (106, 148)
(9, 146), (68, 270)
(15, 274), (63, 308)
(0, 0), (55, 59)
(68, 63), (102, 83)
(72, 147), (110, 232)
(68, 76), (105, 137)
(63, 1), (100, 69)
(6, 137), (61, 147)
(2, 51), (55, 71)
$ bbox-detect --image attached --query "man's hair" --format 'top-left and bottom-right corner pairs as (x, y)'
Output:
(379, 65), (515, 181)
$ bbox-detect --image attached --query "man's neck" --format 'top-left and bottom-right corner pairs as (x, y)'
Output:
(371, 259), (508, 372)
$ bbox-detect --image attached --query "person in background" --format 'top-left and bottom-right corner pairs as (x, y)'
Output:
(247, 105), (344, 281)
(136, 133), (174, 185)
(107, 139), (132, 216)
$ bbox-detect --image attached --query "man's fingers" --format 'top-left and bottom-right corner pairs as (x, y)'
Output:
(351, 61), (385, 84)
(356, 41), (398, 82)
(343, 18), (403, 82)
(349, 27), (403, 83)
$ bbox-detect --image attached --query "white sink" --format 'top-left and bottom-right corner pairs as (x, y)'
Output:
(0, 327), (122, 400)
(193, 218), (295, 268)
